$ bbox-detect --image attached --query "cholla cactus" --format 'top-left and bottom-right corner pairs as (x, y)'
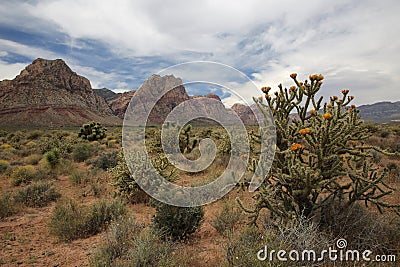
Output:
(179, 124), (198, 154)
(110, 150), (176, 203)
(78, 122), (107, 141)
(239, 73), (400, 224)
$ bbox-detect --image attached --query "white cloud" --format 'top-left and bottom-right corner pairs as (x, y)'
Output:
(0, 60), (28, 80)
(0, 0), (399, 104)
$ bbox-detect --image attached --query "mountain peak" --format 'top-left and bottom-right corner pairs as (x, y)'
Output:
(0, 58), (120, 127)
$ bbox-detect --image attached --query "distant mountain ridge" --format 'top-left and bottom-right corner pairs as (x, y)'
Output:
(0, 58), (398, 127)
(357, 101), (400, 123)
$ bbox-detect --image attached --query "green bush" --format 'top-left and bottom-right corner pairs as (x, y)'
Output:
(26, 130), (43, 140)
(90, 217), (189, 267)
(0, 160), (10, 174)
(212, 203), (244, 236)
(10, 165), (37, 186)
(24, 154), (42, 165)
(44, 148), (60, 168)
(91, 151), (119, 170)
(38, 134), (77, 156)
(72, 143), (92, 162)
(69, 170), (89, 185)
(380, 131), (390, 138)
(14, 181), (61, 207)
(49, 199), (126, 241)
(152, 201), (204, 240)
(78, 122), (107, 141)
(0, 194), (15, 219)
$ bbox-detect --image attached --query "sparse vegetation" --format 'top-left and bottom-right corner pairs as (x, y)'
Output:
(90, 217), (190, 267)
(72, 142), (92, 162)
(212, 202), (244, 236)
(49, 199), (126, 241)
(0, 159), (10, 174)
(10, 165), (37, 186)
(91, 151), (119, 170)
(0, 111), (399, 265)
(152, 201), (204, 240)
(14, 181), (61, 208)
(0, 194), (15, 219)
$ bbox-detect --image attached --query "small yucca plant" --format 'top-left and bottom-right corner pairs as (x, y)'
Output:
(239, 73), (400, 225)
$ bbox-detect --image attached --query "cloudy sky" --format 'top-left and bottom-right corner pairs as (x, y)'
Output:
(0, 0), (399, 107)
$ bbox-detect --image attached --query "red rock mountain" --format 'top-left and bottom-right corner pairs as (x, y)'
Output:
(0, 58), (120, 127)
(0, 58), (260, 127)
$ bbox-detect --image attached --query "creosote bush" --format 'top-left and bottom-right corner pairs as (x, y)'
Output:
(0, 194), (15, 219)
(49, 199), (126, 241)
(152, 201), (204, 241)
(90, 216), (190, 267)
(91, 151), (119, 170)
(240, 73), (400, 225)
(212, 202), (244, 236)
(72, 142), (92, 162)
(10, 165), (37, 186)
(0, 159), (10, 174)
(14, 181), (61, 207)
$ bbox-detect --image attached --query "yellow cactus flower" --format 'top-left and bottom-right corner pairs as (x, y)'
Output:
(291, 143), (302, 151)
(299, 128), (311, 135)
(323, 113), (332, 120)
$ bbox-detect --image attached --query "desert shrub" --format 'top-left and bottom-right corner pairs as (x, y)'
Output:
(10, 165), (37, 186)
(38, 134), (78, 157)
(26, 130), (43, 140)
(380, 131), (390, 138)
(106, 139), (118, 148)
(7, 131), (25, 148)
(152, 201), (204, 241)
(109, 152), (145, 203)
(91, 151), (119, 170)
(90, 216), (145, 266)
(78, 122), (107, 141)
(226, 217), (331, 267)
(14, 181), (61, 207)
(24, 154), (42, 165)
(111, 152), (175, 204)
(0, 194), (15, 219)
(365, 123), (379, 133)
(49, 199), (126, 241)
(0, 160), (10, 174)
(72, 143), (92, 162)
(225, 227), (265, 266)
(90, 217), (180, 267)
(240, 73), (400, 224)
(319, 201), (400, 254)
(25, 141), (37, 147)
(370, 150), (383, 164)
(212, 202), (244, 236)
(44, 148), (60, 168)
(69, 170), (89, 185)
(0, 143), (15, 151)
